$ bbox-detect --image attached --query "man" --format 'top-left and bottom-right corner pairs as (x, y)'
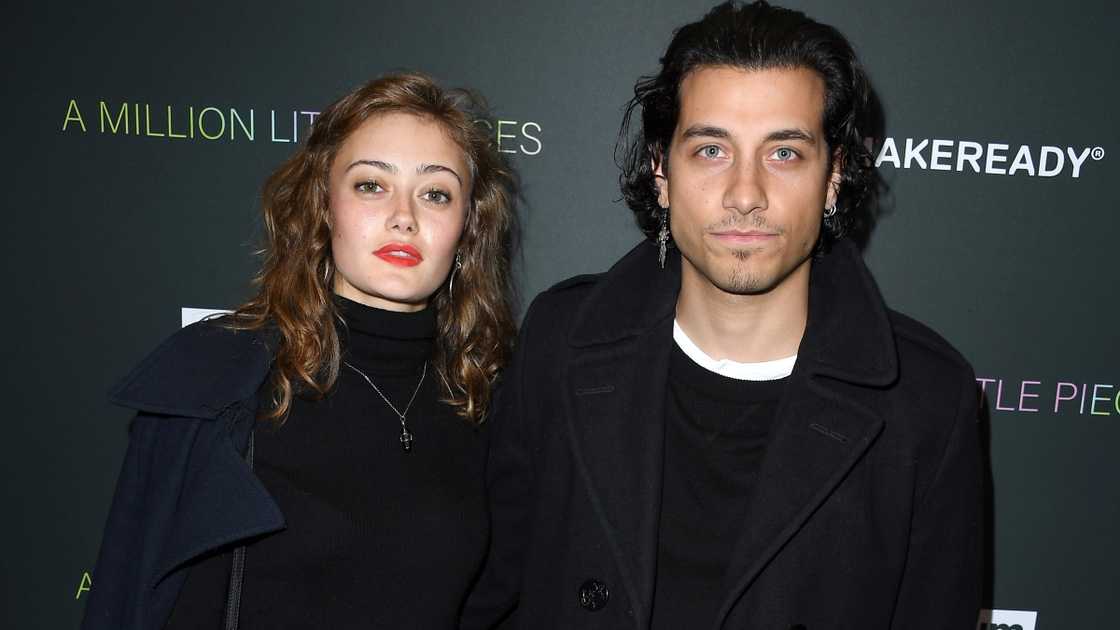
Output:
(463, 2), (983, 628)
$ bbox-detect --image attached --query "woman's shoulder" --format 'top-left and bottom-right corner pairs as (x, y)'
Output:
(109, 317), (277, 418)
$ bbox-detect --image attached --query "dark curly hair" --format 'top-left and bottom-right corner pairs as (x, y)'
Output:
(617, 0), (876, 249)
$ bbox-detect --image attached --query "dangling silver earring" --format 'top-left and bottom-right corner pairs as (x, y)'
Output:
(824, 204), (838, 218)
(448, 251), (463, 299)
(657, 207), (670, 269)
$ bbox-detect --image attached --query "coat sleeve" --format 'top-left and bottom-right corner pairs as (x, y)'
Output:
(81, 413), (160, 630)
(890, 368), (985, 629)
(460, 300), (545, 630)
(81, 413), (202, 630)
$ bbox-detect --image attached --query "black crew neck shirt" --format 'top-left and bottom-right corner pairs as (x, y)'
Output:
(650, 342), (788, 630)
(164, 296), (488, 629)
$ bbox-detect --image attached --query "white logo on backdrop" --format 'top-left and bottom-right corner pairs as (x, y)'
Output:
(181, 307), (230, 328)
(872, 137), (1104, 178)
(977, 609), (1038, 630)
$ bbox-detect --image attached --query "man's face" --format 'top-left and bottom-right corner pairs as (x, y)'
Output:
(656, 65), (838, 296)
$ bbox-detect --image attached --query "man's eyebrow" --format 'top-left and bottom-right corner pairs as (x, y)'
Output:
(345, 159), (397, 173)
(681, 124), (730, 140)
(765, 128), (817, 144)
(680, 125), (817, 145)
(419, 163), (463, 186)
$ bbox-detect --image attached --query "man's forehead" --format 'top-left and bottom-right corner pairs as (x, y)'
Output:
(676, 65), (827, 135)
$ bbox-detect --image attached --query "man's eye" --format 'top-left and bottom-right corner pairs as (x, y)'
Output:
(356, 181), (383, 193)
(699, 145), (723, 159)
(773, 147), (798, 161)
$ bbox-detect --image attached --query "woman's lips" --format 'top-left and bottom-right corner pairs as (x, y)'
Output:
(373, 243), (423, 267)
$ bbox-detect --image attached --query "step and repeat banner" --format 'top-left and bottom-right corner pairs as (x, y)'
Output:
(3, 1), (1116, 627)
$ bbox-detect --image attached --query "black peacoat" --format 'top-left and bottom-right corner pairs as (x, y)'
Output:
(462, 239), (983, 630)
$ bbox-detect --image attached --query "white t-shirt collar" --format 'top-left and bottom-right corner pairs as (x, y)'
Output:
(673, 319), (796, 382)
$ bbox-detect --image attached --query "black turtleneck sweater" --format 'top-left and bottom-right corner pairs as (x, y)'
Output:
(164, 297), (488, 629)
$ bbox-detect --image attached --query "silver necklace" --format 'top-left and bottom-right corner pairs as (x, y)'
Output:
(344, 360), (427, 453)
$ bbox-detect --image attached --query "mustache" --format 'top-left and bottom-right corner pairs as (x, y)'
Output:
(705, 214), (783, 235)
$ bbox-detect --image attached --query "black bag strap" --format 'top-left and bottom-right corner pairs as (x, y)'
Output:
(223, 430), (254, 630)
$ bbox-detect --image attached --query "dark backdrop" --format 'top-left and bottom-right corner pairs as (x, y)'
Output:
(3, 1), (1116, 628)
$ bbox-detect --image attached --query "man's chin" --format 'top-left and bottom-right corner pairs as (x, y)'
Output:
(718, 275), (777, 296)
(682, 251), (778, 295)
(706, 262), (777, 296)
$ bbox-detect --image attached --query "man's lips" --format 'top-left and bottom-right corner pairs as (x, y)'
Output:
(373, 243), (423, 267)
(710, 230), (778, 243)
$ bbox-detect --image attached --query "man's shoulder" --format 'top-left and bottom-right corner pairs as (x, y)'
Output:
(524, 272), (604, 320)
(543, 272), (604, 300)
(887, 309), (974, 383)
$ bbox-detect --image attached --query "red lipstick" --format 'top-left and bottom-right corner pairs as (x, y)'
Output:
(373, 243), (423, 267)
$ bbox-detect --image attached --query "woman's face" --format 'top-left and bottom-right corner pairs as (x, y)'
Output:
(328, 112), (470, 312)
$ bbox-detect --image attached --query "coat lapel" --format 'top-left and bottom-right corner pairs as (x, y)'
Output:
(109, 321), (286, 587)
(151, 406), (286, 587)
(565, 318), (672, 628)
(564, 242), (679, 628)
(713, 240), (900, 626)
(711, 374), (885, 626)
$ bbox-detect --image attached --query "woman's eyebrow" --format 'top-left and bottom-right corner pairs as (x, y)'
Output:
(345, 159), (396, 173)
(345, 159), (462, 186)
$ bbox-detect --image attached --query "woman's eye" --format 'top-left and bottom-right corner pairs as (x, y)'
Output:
(424, 189), (451, 204)
(772, 147), (798, 161)
(356, 181), (383, 193)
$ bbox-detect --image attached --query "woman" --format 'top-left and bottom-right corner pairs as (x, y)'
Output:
(81, 73), (516, 629)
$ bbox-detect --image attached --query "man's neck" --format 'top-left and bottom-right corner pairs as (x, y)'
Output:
(675, 260), (811, 363)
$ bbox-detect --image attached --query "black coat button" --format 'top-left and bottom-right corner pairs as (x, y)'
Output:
(578, 579), (610, 611)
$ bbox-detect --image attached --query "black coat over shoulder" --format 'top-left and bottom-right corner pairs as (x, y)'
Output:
(81, 324), (282, 630)
(463, 240), (983, 630)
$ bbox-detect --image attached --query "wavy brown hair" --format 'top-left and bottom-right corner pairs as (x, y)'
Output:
(228, 73), (517, 424)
